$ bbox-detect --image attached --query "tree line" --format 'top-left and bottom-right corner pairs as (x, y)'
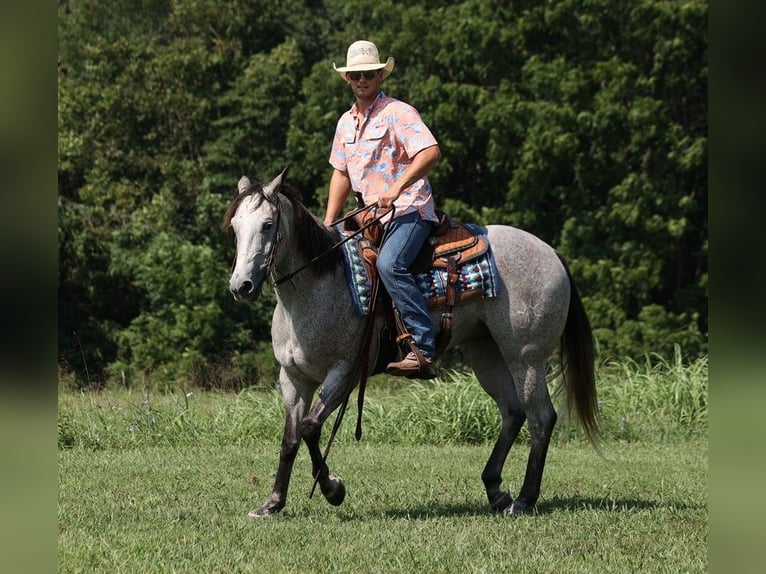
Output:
(58, 0), (708, 388)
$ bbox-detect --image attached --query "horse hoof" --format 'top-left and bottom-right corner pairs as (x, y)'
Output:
(248, 504), (281, 519)
(490, 492), (514, 514)
(248, 508), (271, 519)
(322, 476), (346, 506)
(504, 500), (528, 516)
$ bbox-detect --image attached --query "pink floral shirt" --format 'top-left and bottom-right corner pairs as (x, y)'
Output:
(329, 92), (439, 222)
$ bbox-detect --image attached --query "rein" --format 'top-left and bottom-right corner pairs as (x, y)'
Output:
(308, 235), (386, 500)
(307, 205), (395, 500)
(256, 190), (395, 499)
(272, 202), (391, 287)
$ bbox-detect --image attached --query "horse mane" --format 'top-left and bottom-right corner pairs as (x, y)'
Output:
(222, 180), (343, 277)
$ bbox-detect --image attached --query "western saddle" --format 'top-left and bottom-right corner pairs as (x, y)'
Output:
(344, 209), (489, 363)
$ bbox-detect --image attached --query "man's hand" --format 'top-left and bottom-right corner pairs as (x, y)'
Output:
(377, 188), (401, 209)
(376, 144), (441, 210)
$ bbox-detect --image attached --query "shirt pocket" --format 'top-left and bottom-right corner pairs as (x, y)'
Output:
(361, 122), (388, 142)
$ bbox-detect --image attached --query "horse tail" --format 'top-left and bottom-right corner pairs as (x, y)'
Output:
(556, 252), (601, 448)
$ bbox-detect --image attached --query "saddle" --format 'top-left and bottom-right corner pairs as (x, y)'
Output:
(346, 210), (488, 270)
(411, 210), (489, 272)
(343, 209), (489, 360)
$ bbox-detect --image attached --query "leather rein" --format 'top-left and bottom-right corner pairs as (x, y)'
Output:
(254, 194), (392, 499)
(271, 201), (392, 288)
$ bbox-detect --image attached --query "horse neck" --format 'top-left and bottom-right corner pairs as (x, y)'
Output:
(270, 200), (346, 308)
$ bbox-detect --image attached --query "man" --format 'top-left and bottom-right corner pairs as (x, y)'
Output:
(323, 40), (441, 379)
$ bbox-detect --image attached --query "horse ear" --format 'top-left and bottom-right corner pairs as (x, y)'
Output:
(237, 176), (251, 195)
(263, 166), (288, 200)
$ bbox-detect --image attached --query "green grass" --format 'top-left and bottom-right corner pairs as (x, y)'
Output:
(58, 356), (707, 572)
(59, 442), (707, 573)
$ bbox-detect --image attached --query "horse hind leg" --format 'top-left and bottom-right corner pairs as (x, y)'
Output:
(462, 340), (527, 514)
(507, 360), (557, 515)
(483, 401), (527, 514)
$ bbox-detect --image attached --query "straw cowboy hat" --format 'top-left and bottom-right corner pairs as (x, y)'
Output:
(333, 40), (395, 79)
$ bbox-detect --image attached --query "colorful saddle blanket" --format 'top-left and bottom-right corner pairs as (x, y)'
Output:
(341, 224), (499, 316)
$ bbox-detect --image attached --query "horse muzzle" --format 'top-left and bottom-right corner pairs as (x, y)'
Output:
(229, 275), (265, 301)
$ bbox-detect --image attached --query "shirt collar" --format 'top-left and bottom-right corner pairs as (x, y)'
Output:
(351, 91), (386, 119)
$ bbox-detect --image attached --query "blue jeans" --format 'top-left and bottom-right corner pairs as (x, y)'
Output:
(376, 211), (436, 358)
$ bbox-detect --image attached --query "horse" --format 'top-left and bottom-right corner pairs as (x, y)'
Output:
(224, 169), (600, 518)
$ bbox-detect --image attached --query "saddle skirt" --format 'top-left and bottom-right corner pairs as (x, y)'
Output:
(340, 220), (499, 317)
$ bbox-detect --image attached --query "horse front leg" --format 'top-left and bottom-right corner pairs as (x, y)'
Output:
(248, 373), (313, 518)
(300, 369), (355, 507)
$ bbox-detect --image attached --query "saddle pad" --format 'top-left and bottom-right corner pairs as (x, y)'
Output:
(341, 227), (499, 316)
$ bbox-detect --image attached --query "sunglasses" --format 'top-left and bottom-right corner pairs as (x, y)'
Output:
(347, 70), (379, 81)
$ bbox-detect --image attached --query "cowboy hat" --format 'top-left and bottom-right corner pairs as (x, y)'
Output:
(333, 40), (395, 80)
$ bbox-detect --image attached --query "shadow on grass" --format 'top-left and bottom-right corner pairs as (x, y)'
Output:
(376, 502), (487, 520)
(368, 496), (703, 520)
(535, 495), (704, 514)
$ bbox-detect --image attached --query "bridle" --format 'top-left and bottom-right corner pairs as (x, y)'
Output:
(232, 188), (392, 288)
(259, 191), (285, 286)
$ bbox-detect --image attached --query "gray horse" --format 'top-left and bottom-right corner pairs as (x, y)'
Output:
(224, 169), (600, 518)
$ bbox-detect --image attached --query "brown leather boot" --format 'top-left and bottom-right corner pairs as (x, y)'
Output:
(386, 352), (438, 379)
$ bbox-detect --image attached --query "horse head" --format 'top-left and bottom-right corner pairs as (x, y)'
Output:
(226, 168), (287, 301)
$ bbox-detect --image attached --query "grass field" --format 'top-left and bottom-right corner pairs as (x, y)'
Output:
(58, 355), (707, 573)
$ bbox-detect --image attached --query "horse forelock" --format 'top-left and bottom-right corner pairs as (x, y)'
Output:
(222, 184), (266, 232)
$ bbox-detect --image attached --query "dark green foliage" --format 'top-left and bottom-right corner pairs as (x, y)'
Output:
(58, 0), (707, 387)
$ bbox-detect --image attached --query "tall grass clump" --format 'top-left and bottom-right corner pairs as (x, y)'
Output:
(359, 371), (501, 445)
(58, 387), (285, 450)
(595, 347), (707, 441)
(344, 350), (707, 445)
(58, 351), (707, 450)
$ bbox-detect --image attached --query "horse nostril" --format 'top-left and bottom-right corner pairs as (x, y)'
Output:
(238, 280), (254, 295)
(230, 279), (254, 299)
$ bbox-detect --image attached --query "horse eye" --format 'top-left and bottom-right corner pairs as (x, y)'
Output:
(263, 221), (273, 231)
